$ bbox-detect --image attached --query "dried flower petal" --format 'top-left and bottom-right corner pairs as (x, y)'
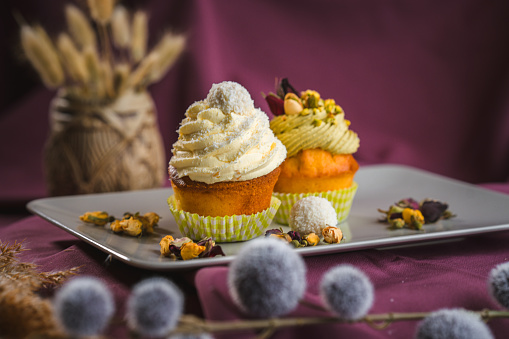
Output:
(270, 233), (292, 242)
(305, 233), (320, 246)
(265, 93), (285, 116)
(168, 245), (181, 259)
(159, 235), (174, 256)
(171, 237), (193, 248)
(121, 217), (143, 237)
(397, 198), (420, 210)
(201, 244), (226, 258)
(278, 78), (299, 97)
(378, 197), (455, 231)
(143, 212), (160, 226)
(80, 211), (111, 226)
(110, 220), (123, 233)
(265, 228), (284, 237)
(322, 226), (343, 244)
(180, 242), (206, 260)
(420, 199), (449, 223)
(287, 231), (302, 242)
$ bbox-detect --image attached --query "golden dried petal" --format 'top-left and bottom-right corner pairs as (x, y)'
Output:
(159, 235), (175, 256)
(322, 226), (343, 244)
(121, 217), (143, 237)
(180, 242), (206, 260)
(305, 233), (320, 246)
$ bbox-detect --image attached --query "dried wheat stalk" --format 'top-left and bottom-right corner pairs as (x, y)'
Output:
(149, 32), (186, 83)
(130, 11), (148, 63)
(21, 25), (64, 88)
(57, 32), (89, 84)
(88, 0), (114, 24)
(65, 4), (97, 50)
(111, 5), (131, 49)
(20, 1), (185, 103)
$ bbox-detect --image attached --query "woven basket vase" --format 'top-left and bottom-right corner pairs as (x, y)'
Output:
(44, 90), (166, 196)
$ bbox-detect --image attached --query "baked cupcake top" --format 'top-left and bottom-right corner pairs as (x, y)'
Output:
(266, 79), (360, 158)
(170, 81), (286, 184)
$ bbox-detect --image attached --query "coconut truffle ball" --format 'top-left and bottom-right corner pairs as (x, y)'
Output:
(206, 81), (254, 115)
(289, 196), (337, 234)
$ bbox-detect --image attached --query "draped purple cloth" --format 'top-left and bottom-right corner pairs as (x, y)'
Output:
(1, 0), (509, 337)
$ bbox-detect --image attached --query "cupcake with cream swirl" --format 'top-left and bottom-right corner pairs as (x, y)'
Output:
(168, 81), (285, 241)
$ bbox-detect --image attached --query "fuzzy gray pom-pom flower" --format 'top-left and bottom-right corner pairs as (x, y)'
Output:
(228, 237), (306, 317)
(127, 277), (184, 337)
(488, 261), (509, 309)
(320, 264), (374, 320)
(415, 308), (493, 339)
(53, 276), (114, 337)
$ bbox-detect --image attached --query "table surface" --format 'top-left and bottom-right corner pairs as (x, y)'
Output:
(2, 175), (509, 338)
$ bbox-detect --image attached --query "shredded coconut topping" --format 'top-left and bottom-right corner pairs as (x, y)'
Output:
(170, 81), (286, 183)
(289, 197), (337, 235)
(206, 81), (254, 115)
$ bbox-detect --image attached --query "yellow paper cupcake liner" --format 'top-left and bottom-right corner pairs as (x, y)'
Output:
(272, 182), (358, 225)
(167, 196), (281, 243)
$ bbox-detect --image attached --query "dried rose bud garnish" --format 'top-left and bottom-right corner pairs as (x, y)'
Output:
(80, 210), (160, 236)
(264, 227), (344, 247)
(79, 211), (114, 226)
(159, 236), (225, 261)
(263, 78), (299, 116)
(322, 226), (343, 244)
(263, 78), (345, 119)
(378, 198), (455, 230)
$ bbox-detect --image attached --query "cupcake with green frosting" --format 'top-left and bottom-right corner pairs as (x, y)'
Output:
(264, 79), (360, 225)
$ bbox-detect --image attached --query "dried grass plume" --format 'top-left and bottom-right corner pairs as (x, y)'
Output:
(0, 240), (80, 338)
(19, 1), (185, 102)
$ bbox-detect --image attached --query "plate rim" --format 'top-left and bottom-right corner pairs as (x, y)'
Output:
(26, 164), (509, 271)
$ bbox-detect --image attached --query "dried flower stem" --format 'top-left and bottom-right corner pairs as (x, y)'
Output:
(98, 23), (114, 71)
(171, 310), (509, 336)
(101, 59), (115, 98)
(127, 52), (157, 89)
(113, 62), (130, 96)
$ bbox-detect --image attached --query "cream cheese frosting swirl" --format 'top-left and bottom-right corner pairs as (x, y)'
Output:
(270, 109), (360, 158)
(170, 81), (286, 184)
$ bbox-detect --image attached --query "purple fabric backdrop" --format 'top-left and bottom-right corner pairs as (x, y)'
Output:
(2, 0), (509, 205)
(1, 0), (509, 338)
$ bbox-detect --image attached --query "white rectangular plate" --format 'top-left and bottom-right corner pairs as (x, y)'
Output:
(27, 164), (509, 270)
